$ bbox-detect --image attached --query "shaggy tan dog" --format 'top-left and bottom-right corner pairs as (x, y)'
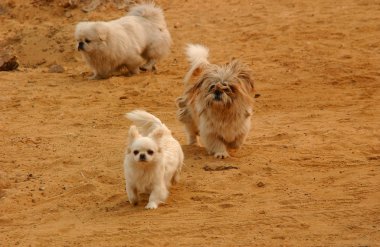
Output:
(177, 44), (255, 159)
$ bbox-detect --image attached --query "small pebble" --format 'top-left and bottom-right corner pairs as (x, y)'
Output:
(48, 64), (65, 73)
(0, 51), (19, 71)
(257, 181), (265, 187)
(174, 22), (181, 28)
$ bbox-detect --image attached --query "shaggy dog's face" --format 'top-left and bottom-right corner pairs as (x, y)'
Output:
(200, 72), (238, 107)
(189, 60), (254, 108)
(75, 22), (108, 53)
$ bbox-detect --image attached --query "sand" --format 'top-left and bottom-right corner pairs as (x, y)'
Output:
(0, 0), (379, 246)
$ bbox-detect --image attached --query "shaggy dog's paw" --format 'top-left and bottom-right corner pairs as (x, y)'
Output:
(214, 151), (229, 159)
(89, 74), (108, 80)
(88, 74), (98, 80)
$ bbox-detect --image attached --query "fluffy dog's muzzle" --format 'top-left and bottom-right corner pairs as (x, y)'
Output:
(214, 89), (223, 101)
(212, 83), (229, 101)
(207, 82), (234, 105)
(78, 41), (85, 51)
(139, 153), (146, 161)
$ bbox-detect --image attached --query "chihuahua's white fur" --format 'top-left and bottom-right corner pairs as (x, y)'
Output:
(123, 110), (184, 209)
(177, 44), (255, 159)
(75, 3), (171, 79)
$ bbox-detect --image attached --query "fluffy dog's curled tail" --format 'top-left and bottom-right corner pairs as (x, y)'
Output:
(128, 3), (166, 27)
(126, 110), (167, 136)
(183, 44), (210, 86)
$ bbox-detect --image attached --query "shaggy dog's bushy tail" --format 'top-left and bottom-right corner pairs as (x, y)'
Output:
(183, 44), (210, 85)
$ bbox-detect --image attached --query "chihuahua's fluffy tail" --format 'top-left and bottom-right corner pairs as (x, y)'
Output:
(128, 3), (166, 27)
(126, 110), (167, 136)
(183, 44), (210, 85)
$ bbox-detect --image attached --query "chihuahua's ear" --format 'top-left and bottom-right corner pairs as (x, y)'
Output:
(127, 125), (140, 146)
(149, 128), (165, 142)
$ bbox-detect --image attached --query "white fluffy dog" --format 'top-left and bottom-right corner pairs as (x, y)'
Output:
(177, 44), (255, 159)
(75, 3), (171, 79)
(123, 110), (184, 209)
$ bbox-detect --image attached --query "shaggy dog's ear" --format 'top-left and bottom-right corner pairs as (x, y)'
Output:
(185, 72), (210, 104)
(176, 96), (187, 108)
(127, 125), (140, 147)
(228, 59), (255, 92)
(95, 23), (108, 41)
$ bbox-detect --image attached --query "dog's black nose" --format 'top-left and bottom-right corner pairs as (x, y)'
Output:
(214, 90), (222, 101)
(78, 42), (84, 51)
(139, 154), (146, 161)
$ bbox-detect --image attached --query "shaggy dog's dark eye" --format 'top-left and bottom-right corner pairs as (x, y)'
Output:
(85, 39), (91, 43)
(209, 85), (215, 92)
(147, 150), (154, 155)
(133, 150), (139, 155)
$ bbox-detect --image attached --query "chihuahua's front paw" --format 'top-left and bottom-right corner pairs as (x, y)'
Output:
(128, 195), (138, 206)
(145, 201), (158, 210)
(129, 199), (138, 206)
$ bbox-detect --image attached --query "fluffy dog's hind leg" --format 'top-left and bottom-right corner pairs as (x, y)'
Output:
(126, 66), (140, 76)
(171, 170), (180, 184)
(184, 122), (198, 145)
(126, 56), (145, 76)
(89, 70), (109, 80)
(126, 184), (138, 206)
(140, 59), (156, 72)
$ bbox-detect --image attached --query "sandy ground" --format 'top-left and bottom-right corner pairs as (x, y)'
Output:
(1, 0), (379, 246)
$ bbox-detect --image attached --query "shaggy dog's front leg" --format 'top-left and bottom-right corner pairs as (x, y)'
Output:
(201, 132), (229, 159)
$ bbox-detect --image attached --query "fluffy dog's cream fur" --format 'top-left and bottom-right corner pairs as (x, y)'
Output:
(177, 44), (255, 159)
(123, 110), (184, 209)
(75, 3), (171, 79)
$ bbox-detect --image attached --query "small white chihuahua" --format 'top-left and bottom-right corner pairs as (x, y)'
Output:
(123, 110), (184, 209)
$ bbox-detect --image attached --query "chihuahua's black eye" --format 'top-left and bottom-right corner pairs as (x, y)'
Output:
(209, 85), (215, 92)
(85, 39), (91, 43)
(147, 150), (154, 155)
(133, 150), (139, 155)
